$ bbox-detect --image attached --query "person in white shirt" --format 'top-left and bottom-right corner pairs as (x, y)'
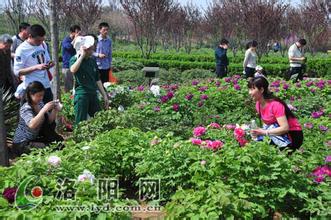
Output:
(288, 39), (306, 82)
(243, 40), (258, 79)
(13, 24), (54, 103)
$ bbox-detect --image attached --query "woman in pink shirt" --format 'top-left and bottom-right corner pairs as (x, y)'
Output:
(248, 76), (303, 150)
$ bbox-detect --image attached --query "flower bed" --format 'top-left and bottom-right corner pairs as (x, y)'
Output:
(0, 75), (330, 218)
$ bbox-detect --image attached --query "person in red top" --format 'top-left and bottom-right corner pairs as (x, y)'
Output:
(248, 76), (303, 150)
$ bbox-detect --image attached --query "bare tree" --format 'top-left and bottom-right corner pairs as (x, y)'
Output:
(299, 0), (329, 53)
(240, 0), (288, 57)
(183, 2), (201, 53)
(71, 0), (103, 33)
(4, 0), (31, 33)
(100, 2), (133, 43)
(120, 0), (174, 58)
(161, 4), (185, 52)
(27, 0), (51, 34)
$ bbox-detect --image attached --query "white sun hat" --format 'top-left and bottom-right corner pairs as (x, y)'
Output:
(255, 65), (263, 71)
(73, 36), (95, 52)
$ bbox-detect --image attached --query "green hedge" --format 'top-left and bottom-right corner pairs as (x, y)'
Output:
(112, 57), (330, 77)
(112, 51), (331, 77)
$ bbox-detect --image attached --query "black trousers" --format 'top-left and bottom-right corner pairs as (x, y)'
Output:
(289, 67), (303, 82)
(244, 67), (255, 78)
(98, 68), (110, 84)
(216, 65), (227, 78)
(288, 130), (303, 150)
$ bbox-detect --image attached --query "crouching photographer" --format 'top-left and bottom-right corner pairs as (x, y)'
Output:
(12, 81), (64, 156)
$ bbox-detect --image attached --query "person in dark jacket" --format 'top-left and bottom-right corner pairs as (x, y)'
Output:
(0, 34), (15, 93)
(215, 38), (229, 78)
(61, 25), (81, 92)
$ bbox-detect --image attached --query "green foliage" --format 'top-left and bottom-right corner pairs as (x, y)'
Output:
(3, 75), (330, 218)
(112, 51), (331, 77)
(1, 88), (19, 139)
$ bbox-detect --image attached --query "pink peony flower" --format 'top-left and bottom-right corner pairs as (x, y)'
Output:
(234, 84), (241, 90)
(209, 122), (221, 129)
(287, 104), (297, 111)
(170, 84), (178, 91)
(283, 84), (289, 90)
(200, 94), (208, 100)
(185, 94), (193, 100)
(160, 95), (169, 103)
(198, 101), (204, 107)
(304, 123), (314, 129)
(200, 160), (206, 165)
(306, 81), (314, 87)
(295, 82), (301, 88)
(154, 106), (160, 112)
(193, 126), (206, 137)
(224, 77), (231, 83)
(167, 91), (174, 99)
(325, 140), (331, 147)
(207, 140), (224, 150)
(314, 176), (324, 183)
(137, 85), (145, 91)
(215, 81), (221, 87)
(224, 124), (236, 130)
(238, 138), (248, 147)
(311, 111), (323, 118)
(232, 79), (238, 84)
(2, 187), (17, 203)
(271, 81), (280, 87)
(192, 80), (199, 86)
(325, 156), (331, 163)
(198, 86), (208, 92)
(319, 125), (328, 132)
(310, 88), (316, 93)
(234, 127), (245, 139)
(173, 103), (180, 112)
(191, 138), (202, 145)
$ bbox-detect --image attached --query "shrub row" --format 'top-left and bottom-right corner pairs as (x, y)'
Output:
(112, 57), (331, 77)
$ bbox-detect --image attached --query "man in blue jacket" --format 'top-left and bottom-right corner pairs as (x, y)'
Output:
(61, 25), (81, 92)
(215, 39), (229, 78)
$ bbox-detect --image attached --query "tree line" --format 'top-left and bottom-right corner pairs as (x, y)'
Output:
(1, 0), (329, 58)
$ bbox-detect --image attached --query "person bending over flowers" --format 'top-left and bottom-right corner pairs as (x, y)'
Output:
(12, 81), (63, 156)
(248, 76), (303, 150)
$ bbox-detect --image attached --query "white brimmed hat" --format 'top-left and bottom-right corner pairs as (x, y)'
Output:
(73, 36), (95, 52)
(255, 65), (263, 71)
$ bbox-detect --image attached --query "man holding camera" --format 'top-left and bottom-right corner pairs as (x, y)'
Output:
(13, 24), (54, 103)
(288, 38), (306, 82)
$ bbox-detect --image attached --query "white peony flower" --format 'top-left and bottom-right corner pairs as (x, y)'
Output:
(81, 146), (91, 151)
(103, 82), (111, 88)
(118, 105), (125, 112)
(77, 169), (95, 184)
(150, 85), (160, 97)
(47, 156), (61, 167)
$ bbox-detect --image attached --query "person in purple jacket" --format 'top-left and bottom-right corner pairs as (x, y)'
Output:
(61, 25), (81, 92)
(95, 22), (112, 83)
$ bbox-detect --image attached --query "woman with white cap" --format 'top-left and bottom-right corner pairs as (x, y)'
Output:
(69, 35), (109, 125)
